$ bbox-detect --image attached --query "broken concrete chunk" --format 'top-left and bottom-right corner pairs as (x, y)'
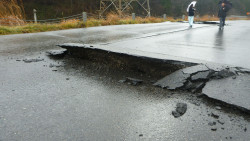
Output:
(182, 65), (209, 74)
(23, 58), (44, 63)
(190, 82), (206, 93)
(216, 69), (236, 79)
(210, 68), (237, 79)
(184, 81), (195, 90)
(203, 75), (250, 113)
(191, 71), (211, 81)
(239, 68), (250, 74)
(205, 64), (227, 72)
(172, 103), (187, 118)
(154, 70), (190, 90)
(184, 81), (206, 93)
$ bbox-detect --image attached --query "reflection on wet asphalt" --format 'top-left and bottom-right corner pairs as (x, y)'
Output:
(214, 30), (224, 49)
(0, 21), (250, 140)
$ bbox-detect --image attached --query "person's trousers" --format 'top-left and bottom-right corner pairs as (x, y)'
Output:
(220, 17), (226, 28)
(188, 16), (194, 26)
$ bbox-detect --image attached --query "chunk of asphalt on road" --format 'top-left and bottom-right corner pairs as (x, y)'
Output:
(211, 112), (220, 119)
(218, 120), (225, 125)
(118, 79), (126, 83)
(172, 103), (187, 118)
(154, 69), (190, 90)
(202, 74), (250, 113)
(46, 49), (67, 58)
(23, 58), (44, 63)
(211, 127), (217, 131)
(126, 77), (143, 86)
(58, 43), (250, 114)
(208, 121), (217, 126)
(154, 65), (210, 90)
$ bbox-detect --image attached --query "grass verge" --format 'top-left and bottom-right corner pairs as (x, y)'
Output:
(0, 14), (249, 35)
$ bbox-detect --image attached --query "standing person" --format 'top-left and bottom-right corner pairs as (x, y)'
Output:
(187, 1), (197, 28)
(218, 0), (232, 30)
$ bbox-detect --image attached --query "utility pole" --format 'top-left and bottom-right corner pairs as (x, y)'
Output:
(119, 0), (122, 17)
(147, 0), (150, 17)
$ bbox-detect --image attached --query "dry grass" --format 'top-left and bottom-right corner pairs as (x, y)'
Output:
(0, 15), (25, 26)
(0, 0), (25, 19)
(195, 15), (219, 22)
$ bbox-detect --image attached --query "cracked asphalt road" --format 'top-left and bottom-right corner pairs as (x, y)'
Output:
(0, 22), (250, 141)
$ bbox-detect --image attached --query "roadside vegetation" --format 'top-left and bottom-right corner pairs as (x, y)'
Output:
(0, 14), (249, 35)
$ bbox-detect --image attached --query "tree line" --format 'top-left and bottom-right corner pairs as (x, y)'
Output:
(22, 0), (250, 19)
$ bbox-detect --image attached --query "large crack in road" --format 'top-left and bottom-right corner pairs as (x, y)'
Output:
(1, 21), (250, 140)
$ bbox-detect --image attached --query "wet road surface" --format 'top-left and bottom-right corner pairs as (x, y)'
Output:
(0, 22), (250, 140)
(99, 21), (250, 69)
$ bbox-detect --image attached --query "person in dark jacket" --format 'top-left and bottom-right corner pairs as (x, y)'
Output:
(188, 4), (196, 27)
(218, 0), (232, 29)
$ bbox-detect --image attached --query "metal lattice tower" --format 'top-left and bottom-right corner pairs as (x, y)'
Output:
(99, 0), (150, 17)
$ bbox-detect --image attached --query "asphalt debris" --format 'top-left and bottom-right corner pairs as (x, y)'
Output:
(172, 103), (187, 118)
(218, 120), (225, 125)
(208, 122), (217, 126)
(211, 127), (217, 131)
(118, 80), (126, 83)
(215, 106), (222, 110)
(191, 71), (211, 81)
(154, 70), (190, 90)
(23, 58), (44, 63)
(46, 49), (67, 57)
(203, 74), (250, 113)
(49, 63), (63, 68)
(211, 112), (220, 119)
(154, 64), (250, 113)
(126, 77), (143, 86)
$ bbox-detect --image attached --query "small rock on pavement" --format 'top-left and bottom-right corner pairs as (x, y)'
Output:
(49, 63), (62, 68)
(211, 127), (217, 131)
(126, 77), (143, 86)
(139, 134), (143, 137)
(66, 78), (70, 80)
(208, 122), (216, 126)
(118, 80), (126, 83)
(218, 120), (225, 125)
(172, 103), (187, 118)
(211, 112), (220, 119)
(23, 58), (44, 63)
(215, 106), (222, 110)
(46, 49), (67, 57)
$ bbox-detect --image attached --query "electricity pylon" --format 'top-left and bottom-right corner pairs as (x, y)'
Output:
(99, 0), (150, 18)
